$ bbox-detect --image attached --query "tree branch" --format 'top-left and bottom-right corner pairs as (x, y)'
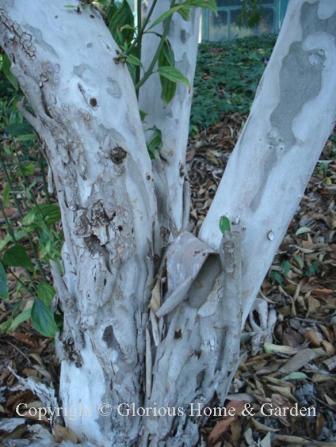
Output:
(139, 2), (201, 238)
(200, 0), (336, 322)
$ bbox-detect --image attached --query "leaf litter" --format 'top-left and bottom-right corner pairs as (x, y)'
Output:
(188, 116), (336, 446)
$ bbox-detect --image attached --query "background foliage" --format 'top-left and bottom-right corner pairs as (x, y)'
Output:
(191, 34), (275, 129)
(0, 53), (62, 337)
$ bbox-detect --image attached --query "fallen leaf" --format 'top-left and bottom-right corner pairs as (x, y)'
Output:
(251, 418), (279, 433)
(304, 329), (323, 347)
(323, 355), (336, 371)
(321, 340), (335, 356)
(280, 349), (318, 373)
(208, 400), (246, 446)
(264, 343), (298, 355)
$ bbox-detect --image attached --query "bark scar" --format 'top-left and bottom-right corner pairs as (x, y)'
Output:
(0, 9), (36, 58)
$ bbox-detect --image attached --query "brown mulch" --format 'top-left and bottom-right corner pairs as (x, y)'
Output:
(188, 113), (245, 233)
(0, 113), (335, 446)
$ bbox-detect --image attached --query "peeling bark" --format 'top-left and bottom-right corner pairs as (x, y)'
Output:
(0, 1), (157, 445)
(143, 228), (242, 446)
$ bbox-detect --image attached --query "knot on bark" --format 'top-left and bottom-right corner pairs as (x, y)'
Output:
(110, 146), (127, 164)
(63, 336), (83, 367)
(91, 200), (109, 226)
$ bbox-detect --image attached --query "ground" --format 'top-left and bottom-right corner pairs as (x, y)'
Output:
(188, 114), (336, 446)
(0, 36), (335, 446)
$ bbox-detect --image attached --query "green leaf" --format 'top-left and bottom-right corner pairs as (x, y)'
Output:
(158, 39), (177, 103)
(148, 0), (216, 30)
(37, 228), (61, 261)
(281, 260), (291, 277)
(219, 215), (231, 234)
(21, 161), (35, 177)
(148, 7), (182, 29)
(31, 299), (57, 337)
(107, 0), (134, 47)
(158, 66), (189, 87)
(126, 54), (141, 66)
(0, 230), (30, 253)
(15, 133), (36, 143)
(22, 203), (61, 227)
(160, 75), (177, 104)
(0, 234), (12, 252)
(293, 255), (304, 269)
(2, 183), (10, 208)
(3, 244), (33, 270)
(177, 5), (190, 21)
(270, 270), (283, 286)
(0, 262), (8, 300)
(6, 122), (34, 138)
(159, 38), (175, 67)
(282, 372), (308, 381)
(264, 343), (297, 355)
(305, 260), (319, 277)
(36, 282), (55, 307)
(140, 110), (148, 122)
(0, 319), (11, 333)
(1, 54), (18, 91)
(147, 127), (162, 159)
(295, 226), (311, 236)
(8, 307), (32, 332)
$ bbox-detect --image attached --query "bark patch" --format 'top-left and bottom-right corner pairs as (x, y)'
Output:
(89, 97), (97, 107)
(270, 2), (336, 150)
(103, 325), (114, 348)
(270, 41), (325, 149)
(110, 146), (127, 164)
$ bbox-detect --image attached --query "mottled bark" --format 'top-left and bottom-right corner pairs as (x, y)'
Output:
(0, 1), (157, 445)
(1, 1), (336, 446)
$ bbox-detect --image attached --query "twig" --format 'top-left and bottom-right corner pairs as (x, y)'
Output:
(145, 328), (152, 400)
(6, 339), (31, 365)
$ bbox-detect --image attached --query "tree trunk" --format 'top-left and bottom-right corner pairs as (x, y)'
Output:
(1, 1), (336, 446)
(0, 2), (157, 445)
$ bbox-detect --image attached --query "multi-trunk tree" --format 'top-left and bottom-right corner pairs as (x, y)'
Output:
(1, 0), (336, 445)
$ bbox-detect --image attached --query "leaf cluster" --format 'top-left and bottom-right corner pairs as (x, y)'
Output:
(95, 0), (216, 100)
